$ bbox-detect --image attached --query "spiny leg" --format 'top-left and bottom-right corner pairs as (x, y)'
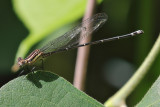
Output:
(31, 66), (36, 73)
(18, 69), (25, 76)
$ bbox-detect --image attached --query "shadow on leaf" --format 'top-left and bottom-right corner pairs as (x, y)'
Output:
(26, 71), (59, 88)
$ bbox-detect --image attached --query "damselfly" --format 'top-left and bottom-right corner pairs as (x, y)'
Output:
(15, 13), (144, 73)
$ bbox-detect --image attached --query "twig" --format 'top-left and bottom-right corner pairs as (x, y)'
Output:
(73, 0), (96, 90)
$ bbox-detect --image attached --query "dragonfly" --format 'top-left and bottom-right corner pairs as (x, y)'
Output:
(15, 13), (144, 73)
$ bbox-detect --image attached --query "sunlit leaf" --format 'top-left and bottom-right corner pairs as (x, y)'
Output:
(12, 0), (88, 60)
(0, 71), (104, 107)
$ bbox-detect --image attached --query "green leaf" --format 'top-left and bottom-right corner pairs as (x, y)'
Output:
(13, 0), (87, 34)
(136, 76), (160, 107)
(12, 0), (88, 60)
(0, 71), (104, 107)
(13, 0), (102, 60)
(12, 0), (102, 61)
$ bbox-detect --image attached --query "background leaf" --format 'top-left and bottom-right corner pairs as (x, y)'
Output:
(12, 0), (89, 60)
(136, 75), (160, 107)
(0, 71), (104, 107)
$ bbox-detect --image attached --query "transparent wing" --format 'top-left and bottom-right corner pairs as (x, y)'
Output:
(40, 13), (107, 53)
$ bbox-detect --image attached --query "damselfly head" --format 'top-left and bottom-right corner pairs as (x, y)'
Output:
(17, 57), (27, 67)
(11, 57), (28, 72)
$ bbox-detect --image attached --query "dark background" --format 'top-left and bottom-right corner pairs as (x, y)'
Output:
(0, 0), (160, 106)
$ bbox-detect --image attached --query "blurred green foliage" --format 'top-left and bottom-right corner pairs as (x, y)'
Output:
(13, 0), (88, 60)
(0, 0), (159, 106)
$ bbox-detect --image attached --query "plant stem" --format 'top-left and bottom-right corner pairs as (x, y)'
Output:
(73, 0), (96, 90)
(104, 34), (160, 107)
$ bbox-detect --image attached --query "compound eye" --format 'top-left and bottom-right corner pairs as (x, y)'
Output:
(17, 57), (26, 67)
(18, 57), (23, 62)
